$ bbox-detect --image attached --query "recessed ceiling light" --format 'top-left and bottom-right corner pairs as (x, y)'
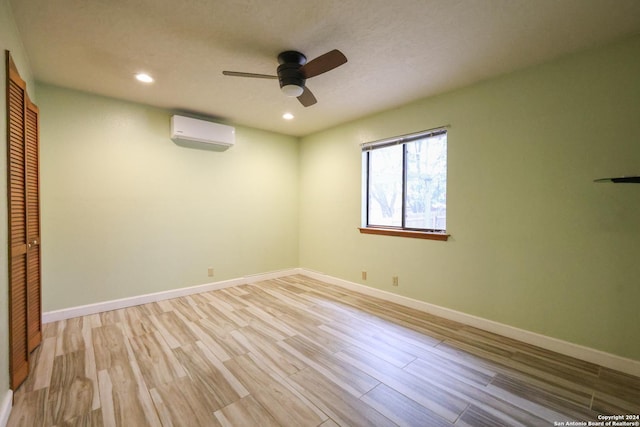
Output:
(283, 113), (294, 120)
(135, 73), (154, 83)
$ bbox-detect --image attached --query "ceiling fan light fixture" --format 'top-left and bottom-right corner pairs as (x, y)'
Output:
(281, 84), (304, 97)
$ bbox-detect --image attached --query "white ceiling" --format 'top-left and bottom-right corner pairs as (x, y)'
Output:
(10, 0), (640, 137)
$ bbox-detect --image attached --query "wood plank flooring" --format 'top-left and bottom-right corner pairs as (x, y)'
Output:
(8, 275), (640, 426)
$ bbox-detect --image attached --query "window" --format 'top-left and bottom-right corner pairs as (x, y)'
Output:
(361, 127), (448, 240)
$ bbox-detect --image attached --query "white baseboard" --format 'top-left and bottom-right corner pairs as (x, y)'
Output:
(42, 268), (298, 323)
(298, 268), (640, 378)
(0, 390), (12, 427)
(41, 266), (640, 377)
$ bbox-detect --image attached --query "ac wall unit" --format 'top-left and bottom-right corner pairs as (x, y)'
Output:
(170, 115), (235, 150)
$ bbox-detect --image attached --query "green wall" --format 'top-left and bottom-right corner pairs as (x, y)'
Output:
(38, 84), (299, 311)
(299, 35), (640, 361)
(1, 0), (37, 401)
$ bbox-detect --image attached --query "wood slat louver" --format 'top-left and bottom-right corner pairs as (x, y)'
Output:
(26, 99), (42, 351)
(7, 53), (29, 390)
(6, 51), (42, 390)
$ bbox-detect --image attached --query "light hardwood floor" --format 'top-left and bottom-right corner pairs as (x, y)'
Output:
(8, 275), (640, 426)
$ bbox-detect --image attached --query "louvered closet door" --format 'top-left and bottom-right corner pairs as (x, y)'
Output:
(25, 98), (42, 352)
(7, 54), (29, 389)
(6, 51), (41, 390)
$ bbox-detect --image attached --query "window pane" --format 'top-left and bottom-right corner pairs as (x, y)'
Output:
(368, 144), (403, 227)
(405, 134), (447, 231)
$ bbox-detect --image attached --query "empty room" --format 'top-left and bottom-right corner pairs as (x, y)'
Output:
(1, 0), (640, 426)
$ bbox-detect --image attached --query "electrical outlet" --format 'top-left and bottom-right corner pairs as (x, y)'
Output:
(208, 267), (214, 277)
(392, 276), (399, 286)
(362, 271), (367, 280)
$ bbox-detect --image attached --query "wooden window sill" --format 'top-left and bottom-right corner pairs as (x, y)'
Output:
(358, 227), (449, 241)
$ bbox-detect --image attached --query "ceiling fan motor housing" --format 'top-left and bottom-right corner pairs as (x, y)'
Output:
(277, 51), (307, 92)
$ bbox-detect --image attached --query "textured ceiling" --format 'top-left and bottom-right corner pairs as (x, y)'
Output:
(9, 0), (640, 136)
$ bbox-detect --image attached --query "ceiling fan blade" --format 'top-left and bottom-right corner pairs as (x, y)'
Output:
(300, 49), (347, 79)
(297, 86), (317, 107)
(222, 71), (278, 79)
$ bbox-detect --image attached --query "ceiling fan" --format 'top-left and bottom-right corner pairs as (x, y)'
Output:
(222, 49), (347, 107)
